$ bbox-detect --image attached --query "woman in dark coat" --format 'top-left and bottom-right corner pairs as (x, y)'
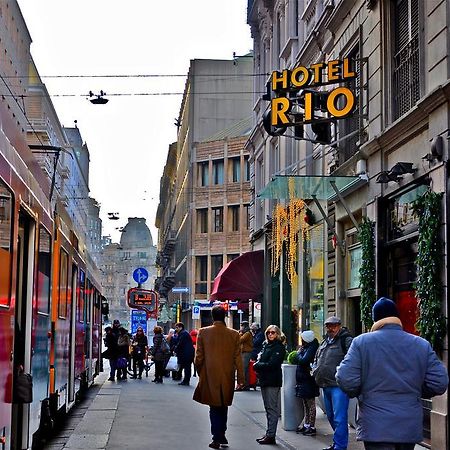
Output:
(150, 326), (169, 383)
(253, 325), (286, 445)
(131, 327), (148, 379)
(293, 330), (320, 436)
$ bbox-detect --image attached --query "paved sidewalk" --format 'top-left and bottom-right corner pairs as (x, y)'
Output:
(42, 367), (370, 450)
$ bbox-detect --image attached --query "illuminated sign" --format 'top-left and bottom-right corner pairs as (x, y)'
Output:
(264, 57), (357, 135)
(127, 288), (158, 311)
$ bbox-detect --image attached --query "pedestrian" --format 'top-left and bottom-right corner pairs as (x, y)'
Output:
(131, 327), (148, 379)
(250, 322), (265, 361)
(236, 321), (253, 391)
(293, 330), (320, 436)
(253, 325), (286, 445)
(193, 305), (244, 449)
(117, 327), (130, 380)
(169, 327), (182, 381)
(150, 326), (170, 383)
(174, 322), (195, 386)
(104, 323), (119, 381)
(336, 297), (449, 450)
(312, 316), (352, 450)
(190, 329), (199, 377)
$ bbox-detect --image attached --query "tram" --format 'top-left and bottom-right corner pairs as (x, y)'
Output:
(0, 137), (104, 449)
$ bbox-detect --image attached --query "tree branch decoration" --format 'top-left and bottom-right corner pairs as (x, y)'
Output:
(358, 217), (376, 329)
(412, 190), (447, 351)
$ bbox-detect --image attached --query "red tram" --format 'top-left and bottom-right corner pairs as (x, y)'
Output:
(1, 140), (104, 448)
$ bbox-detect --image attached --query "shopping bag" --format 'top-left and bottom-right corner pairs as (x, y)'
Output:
(116, 357), (128, 369)
(165, 355), (179, 371)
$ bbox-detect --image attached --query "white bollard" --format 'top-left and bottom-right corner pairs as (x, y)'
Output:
(281, 364), (304, 431)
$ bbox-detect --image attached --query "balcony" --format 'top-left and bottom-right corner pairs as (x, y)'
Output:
(162, 230), (177, 255)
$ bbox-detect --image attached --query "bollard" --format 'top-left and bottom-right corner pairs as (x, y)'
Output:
(281, 363), (304, 431)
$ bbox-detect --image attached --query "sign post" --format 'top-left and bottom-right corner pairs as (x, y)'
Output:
(133, 267), (149, 286)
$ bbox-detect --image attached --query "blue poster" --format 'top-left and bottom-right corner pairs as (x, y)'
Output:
(130, 310), (147, 335)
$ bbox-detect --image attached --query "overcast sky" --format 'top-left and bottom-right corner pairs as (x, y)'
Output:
(17, 0), (253, 244)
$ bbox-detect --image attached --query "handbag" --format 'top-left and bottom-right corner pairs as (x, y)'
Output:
(161, 337), (170, 354)
(14, 371), (33, 403)
(165, 355), (179, 372)
(116, 357), (128, 369)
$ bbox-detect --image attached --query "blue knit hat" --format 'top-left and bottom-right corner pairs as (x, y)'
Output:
(372, 297), (399, 322)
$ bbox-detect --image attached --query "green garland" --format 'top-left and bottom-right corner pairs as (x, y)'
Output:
(358, 217), (376, 330)
(413, 190), (447, 351)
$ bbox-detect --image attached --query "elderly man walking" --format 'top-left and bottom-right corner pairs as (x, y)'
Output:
(336, 297), (448, 450)
(312, 316), (352, 450)
(193, 306), (244, 449)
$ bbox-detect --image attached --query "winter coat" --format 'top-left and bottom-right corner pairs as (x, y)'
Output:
(312, 327), (352, 387)
(131, 334), (148, 358)
(174, 329), (195, 365)
(193, 321), (244, 407)
(336, 319), (449, 443)
(251, 329), (265, 360)
(117, 334), (130, 358)
(293, 339), (320, 398)
(253, 339), (286, 387)
(240, 330), (253, 353)
(151, 334), (169, 362)
(104, 332), (119, 359)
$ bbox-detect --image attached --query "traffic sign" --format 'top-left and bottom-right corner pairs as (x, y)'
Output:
(172, 287), (189, 293)
(133, 267), (149, 284)
(192, 305), (200, 320)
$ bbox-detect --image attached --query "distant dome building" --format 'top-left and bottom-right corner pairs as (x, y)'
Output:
(120, 217), (154, 248)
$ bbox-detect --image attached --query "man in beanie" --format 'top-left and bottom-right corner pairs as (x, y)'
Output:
(336, 297), (448, 450)
(312, 317), (353, 450)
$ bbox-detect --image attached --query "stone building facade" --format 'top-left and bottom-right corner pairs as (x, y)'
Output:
(247, 0), (448, 447)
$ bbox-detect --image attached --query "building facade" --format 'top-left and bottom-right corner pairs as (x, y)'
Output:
(247, 0), (448, 447)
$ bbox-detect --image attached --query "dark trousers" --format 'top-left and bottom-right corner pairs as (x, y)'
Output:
(364, 443), (416, 450)
(180, 361), (191, 384)
(132, 354), (144, 377)
(154, 360), (165, 381)
(209, 406), (228, 442)
(109, 358), (117, 378)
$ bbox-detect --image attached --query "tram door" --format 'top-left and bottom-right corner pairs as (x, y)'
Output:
(68, 265), (78, 404)
(11, 211), (36, 450)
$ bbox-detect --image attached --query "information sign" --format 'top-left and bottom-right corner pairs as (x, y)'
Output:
(130, 310), (147, 335)
(127, 288), (158, 312)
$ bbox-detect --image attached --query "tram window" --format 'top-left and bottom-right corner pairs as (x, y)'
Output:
(59, 249), (69, 318)
(78, 270), (85, 322)
(0, 181), (13, 307)
(37, 227), (51, 314)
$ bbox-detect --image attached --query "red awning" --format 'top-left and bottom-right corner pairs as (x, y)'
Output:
(210, 250), (264, 301)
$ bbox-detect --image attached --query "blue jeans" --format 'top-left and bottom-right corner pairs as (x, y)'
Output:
(322, 386), (349, 450)
(209, 406), (228, 443)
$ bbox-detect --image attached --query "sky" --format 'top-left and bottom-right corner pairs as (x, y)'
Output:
(17, 0), (253, 244)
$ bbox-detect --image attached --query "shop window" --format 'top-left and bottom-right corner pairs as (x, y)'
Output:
(198, 161), (209, 186)
(212, 207), (223, 232)
(212, 160), (224, 185)
(0, 181), (13, 307)
(37, 227), (52, 314)
(229, 205), (240, 232)
(197, 208), (208, 233)
(195, 256), (207, 294)
(59, 249), (69, 318)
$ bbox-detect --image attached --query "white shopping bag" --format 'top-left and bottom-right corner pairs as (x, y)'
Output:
(165, 356), (179, 371)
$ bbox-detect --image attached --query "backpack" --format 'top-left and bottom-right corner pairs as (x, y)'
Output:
(338, 328), (352, 354)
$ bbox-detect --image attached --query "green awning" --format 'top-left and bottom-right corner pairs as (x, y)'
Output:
(257, 175), (365, 200)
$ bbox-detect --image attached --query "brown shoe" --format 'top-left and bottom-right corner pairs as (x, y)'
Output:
(258, 436), (276, 445)
(208, 441), (220, 449)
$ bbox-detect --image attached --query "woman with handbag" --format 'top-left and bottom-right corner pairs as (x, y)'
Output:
(150, 326), (169, 383)
(131, 327), (148, 379)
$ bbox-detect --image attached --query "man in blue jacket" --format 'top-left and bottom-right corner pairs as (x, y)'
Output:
(336, 297), (448, 450)
(174, 322), (195, 386)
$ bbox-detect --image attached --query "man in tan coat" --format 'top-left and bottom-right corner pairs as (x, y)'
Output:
(193, 306), (244, 449)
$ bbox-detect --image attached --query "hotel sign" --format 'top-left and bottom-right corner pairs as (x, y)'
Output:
(264, 57), (357, 134)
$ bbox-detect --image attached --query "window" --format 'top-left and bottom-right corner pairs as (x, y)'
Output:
(229, 205), (240, 232)
(197, 208), (208, 233)
(244, 156), (250, 181)
(211, 255), (223, 280)
(0, 181), (12, 307)
(212, 160), (224, 185)
(138, 252), (147, 258)
(230, 158), (240, 182)
(244, 204), (251, 230)
(195, 256), (208, 294)
(59, 249), (69, 318)
(78, 269), (85, 322)
(227, 254), (239, 262)
(212, 207), (223, 232)
(199, 161), (209, 186)
(393, 0), (421, 120)
(37, 227), (51, 314)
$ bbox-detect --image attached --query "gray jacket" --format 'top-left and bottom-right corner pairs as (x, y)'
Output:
(312, 328), (352, 387)
(336, 323), (448, 443)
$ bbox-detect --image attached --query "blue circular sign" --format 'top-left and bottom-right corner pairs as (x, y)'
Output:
(133, 267), (149, 284)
